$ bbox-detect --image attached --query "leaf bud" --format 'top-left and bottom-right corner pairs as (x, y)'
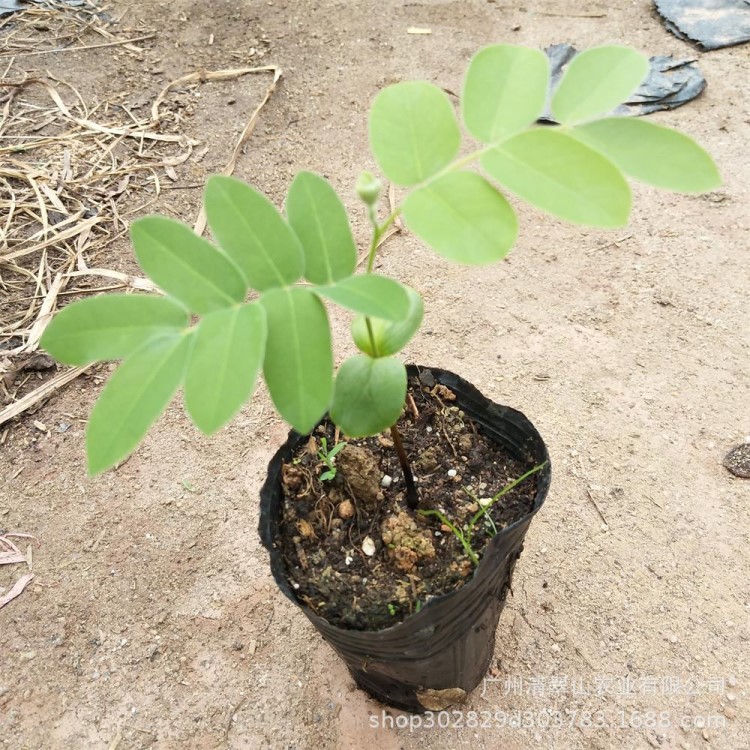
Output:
(356, 171), (382, 206)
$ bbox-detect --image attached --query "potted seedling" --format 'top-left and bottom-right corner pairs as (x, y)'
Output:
(41, 45), (719, 712)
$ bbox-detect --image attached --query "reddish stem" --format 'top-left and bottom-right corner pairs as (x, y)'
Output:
(390, 424), (418, 510)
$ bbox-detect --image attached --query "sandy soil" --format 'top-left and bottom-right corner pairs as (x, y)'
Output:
(1, 1), (748, 748)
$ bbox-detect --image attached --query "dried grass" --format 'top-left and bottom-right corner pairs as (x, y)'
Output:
(0, 533), (37, 609)
(0, 3), (282, 424)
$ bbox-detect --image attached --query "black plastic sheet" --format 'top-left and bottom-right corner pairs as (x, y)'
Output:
(0, 0), (24, 14)
(542, 44), (706, 122)
(655, 0), (750, 51)
(259, 365), (551, 712)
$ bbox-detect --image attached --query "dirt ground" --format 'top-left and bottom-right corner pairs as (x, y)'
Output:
(1, 1), (749, 748)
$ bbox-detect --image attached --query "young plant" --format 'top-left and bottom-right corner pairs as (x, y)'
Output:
(418, 462), (548, 566)
(317, 437), (346, 481)
(40, 44), (719, 477)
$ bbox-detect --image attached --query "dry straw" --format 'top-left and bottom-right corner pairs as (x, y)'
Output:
(0, 2), (281, 425)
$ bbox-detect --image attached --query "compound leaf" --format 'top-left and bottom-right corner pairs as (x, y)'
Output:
(330, 355), (406, 437)
(572, 117), (721, 192)
(184, 302), (267, 435)
(205, 175), (304, 291)
(552, 45), (649, 125)
(351, 287), (424, 357)
(41, 294), (187, 366)
(261, 287), (333, 434)
(131, 216), (246, 315)
(86, 334), (190, 475)
(482, 128), (631, 227)
(369, 81), (460, 186)
(286, 171), (357, 284)
(462, 44), (549, 143)
(315, 275), (411, 321)
(402, 171), (518, 264)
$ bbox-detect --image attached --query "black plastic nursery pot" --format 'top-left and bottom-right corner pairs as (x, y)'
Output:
(259, 366), (551, 713)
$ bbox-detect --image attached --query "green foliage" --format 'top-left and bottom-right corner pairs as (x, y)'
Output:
(462, 44), (549, 143)
(419, 463), (547, 566)
(286, 171), (357, 284)
(551, 46), (649, 125)
(40, 43), (720, 473)
(317, 437), (346, 481)
(204, 175), (304, 290)
(40, 294), (187, 366)
(315, 275), (411, 320)
(419, 508), (479, 565)
(368, 81), (460, 186)
(402, 171), (518, 264)
(184, 303), (266, 435)
(260, 287), (333, 435)
(86, 335), (190, 475)
(351, 287), (423, 357)
(131, 216), (247, 314)
(330, 355), (407, 437)
(482, 129), (632, 227)
(571, 118), (721, 192)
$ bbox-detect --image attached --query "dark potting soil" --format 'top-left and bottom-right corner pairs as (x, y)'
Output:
(278, 373), (539, 631)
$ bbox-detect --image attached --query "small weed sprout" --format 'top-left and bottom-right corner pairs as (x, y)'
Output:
(419, 462), (547, 566)
(317, 438), (346, 481)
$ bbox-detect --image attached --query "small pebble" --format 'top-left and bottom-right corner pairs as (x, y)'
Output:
(727, 676), (737, 687)
(362, 537), (376, 556)
(344, 555), (353, 566)
(726, 692), (736, 702)
(479, 497), (492, 507)
(669, 635), (678, 644)
(447, 469), (457, 477)
(381, 475), (393, 488)
(338, 500), (354, 519)
(724, 707), (736, 720)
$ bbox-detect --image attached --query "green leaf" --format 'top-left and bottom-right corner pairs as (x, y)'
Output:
(402, 171), (518, 264)
(41, 294), (187, 366)
(482, 129), (631, 227)
(204, 175), (304, 291)
(351, 287), (424, 357)
(551, 45), (649, 125)
(330, 355), (407, 437)
(462, 45), (549, 143)
(572, 118), (721, 193)
(184, 302), (267, 435)
(315, 275), (411, 321)
(285, 171), (357, 284)
(131, 216), (246, 315)
(260, 287), (333, 434)
(369, 81), (460, 186)
(86, 334), (190, 475)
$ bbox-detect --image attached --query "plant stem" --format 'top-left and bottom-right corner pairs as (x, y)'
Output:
(363, 202), (418, 508)
(364, 317), (379, 357)
(418, 509), (479, 565)
(390, 424), (418, 509)
(366, 208), (401, 273)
